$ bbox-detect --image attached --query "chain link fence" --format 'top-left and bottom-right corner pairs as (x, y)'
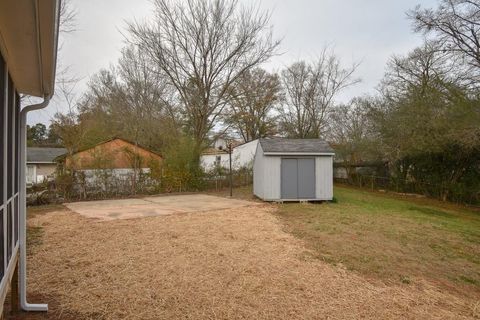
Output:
(27, 167), (254, 205)
(335, 174), (480, 206)
(203, 169), (253, 192)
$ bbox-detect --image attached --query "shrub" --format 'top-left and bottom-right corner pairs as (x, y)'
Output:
(161, 136), (205, 192)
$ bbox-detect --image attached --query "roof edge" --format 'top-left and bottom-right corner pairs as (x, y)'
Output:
(64, 137), (163, 158)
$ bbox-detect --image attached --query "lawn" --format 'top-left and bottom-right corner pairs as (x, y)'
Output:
(8, 188), (478, 319)
(275, 185), (480, 300)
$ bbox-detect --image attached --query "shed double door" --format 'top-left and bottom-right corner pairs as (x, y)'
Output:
(281, 158), (316, 199)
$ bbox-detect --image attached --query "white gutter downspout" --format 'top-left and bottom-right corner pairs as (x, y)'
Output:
(18, 96), (51, 312)
(18, 0), (60, 310)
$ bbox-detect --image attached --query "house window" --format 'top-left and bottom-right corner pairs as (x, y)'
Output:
(26, 165), (36, 185)
(215, 155), (221, 167)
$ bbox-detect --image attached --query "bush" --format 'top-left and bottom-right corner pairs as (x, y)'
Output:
(161, 136), (205, 192)
(55, 170), (75, 199)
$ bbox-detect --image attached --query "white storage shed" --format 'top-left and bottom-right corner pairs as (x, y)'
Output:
(253, 138), (334, 201)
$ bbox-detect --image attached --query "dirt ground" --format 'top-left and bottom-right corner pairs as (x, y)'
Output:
(11, 201), (478, 319)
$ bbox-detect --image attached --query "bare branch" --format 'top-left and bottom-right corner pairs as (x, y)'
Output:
(126, 0), (280, 150)
(278, 49), (360, 138)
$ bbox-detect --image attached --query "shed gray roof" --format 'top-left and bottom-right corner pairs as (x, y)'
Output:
(259, 138), (334, 154)
(27, 147), (66, 163)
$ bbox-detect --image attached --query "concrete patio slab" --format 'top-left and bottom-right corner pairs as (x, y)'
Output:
(64, 194), (260, 221)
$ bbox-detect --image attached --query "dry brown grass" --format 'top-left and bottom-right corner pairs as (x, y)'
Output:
(276, 186), (480, 297)
(207, 185), (258, 201)
(9, 202), (478, 319)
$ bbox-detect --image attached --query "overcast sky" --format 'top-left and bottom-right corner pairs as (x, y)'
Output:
(29, 0), (438, 125)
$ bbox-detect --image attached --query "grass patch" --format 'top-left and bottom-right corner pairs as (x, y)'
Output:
(207, 185), (258, 201)
(27, 225), (44, 254)
(28, 204), (64, 219)
(275, 185), (480, 299)
(26, 205), (62, 254)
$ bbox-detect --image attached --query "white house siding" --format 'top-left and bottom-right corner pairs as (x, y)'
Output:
(79, 168), (151, 186)
(315, 156), (333, 200)
(213, 138), (227, 150)
(26, 165), (36, 184)
(200, 153), (229, 171)
(36, 163), (57, 180)
(232, 140), (258, 169)
(26, 163), (57, 185)
(201, 139), (258, 171)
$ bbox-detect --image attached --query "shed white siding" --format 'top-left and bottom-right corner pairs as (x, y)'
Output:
(315, 156), (333, 200)
(253, 141), (333, 201)
(253, 143), (282, 200)
(262, 156), (281, 200)
(253, 143), (264, 199)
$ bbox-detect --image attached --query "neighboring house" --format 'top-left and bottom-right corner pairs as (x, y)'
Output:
(60, 138), (163, 186)
(253, 138), (334, 201)
(0, 0), (60, 313)
(212, 136), (229, 150)
(233, 139), (259, 169)
(201, 139), (259, 171)
(201, 147), (228, 171)
(26, 147), (66, 185)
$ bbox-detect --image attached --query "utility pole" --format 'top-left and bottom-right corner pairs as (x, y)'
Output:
(228, 142), (233, 197)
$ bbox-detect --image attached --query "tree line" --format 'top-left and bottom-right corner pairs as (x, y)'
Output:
(48, 0), (480, 203)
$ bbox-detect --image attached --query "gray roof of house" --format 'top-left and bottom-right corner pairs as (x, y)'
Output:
(259, 138), (334, 154)
(27, 147), (67, 163)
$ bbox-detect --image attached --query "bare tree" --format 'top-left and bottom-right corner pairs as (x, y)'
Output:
(50, 76), (86, 157)
(329, 97), (379, 165)
(49, 0), (79, 116)
(56, 0), (78, 78)
(409, 0), (480, 83)
(278, 62), (312, 138)
(80, 45), (178, 151)
(225, 68), (281, 142)
(279, 49), (360, 138)
(376, 41), (480, 156)
(51, 41), (179, 157)
(59, 0), (77, 34)
(127, 0), (280, 152)
(115, 45), (178, 148)
(381, 41), (454, 101)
